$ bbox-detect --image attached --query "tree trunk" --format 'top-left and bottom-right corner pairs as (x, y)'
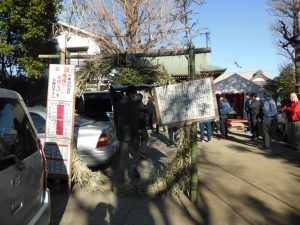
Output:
(296, 35), (300, 93)
(293, 3), (300, 94)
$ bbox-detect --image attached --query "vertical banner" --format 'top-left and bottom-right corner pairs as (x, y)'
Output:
(45, 64), (76, 178)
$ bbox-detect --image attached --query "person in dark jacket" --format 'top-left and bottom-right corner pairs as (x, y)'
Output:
(260, 93), (277, 149)
(137, 93), (149, 159)
(245, 93), (253, 132)
(146, 95), (155, 130)
(218, 94), (232, 139)
(114, 86), (140, 182)
(249, 93), (260, 140)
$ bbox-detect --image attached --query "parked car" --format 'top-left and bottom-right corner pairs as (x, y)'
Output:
(76, 91), (113, 121)
(75, 90), (124, 121)
(0, 88), (50, 225)
(28, 106), (119, 167)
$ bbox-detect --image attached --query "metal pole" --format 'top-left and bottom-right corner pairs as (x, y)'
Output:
(188, 46), (199, 203)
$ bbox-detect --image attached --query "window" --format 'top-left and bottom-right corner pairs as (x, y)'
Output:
(29, 112), (46, 134)
(0, 98), (38, 160)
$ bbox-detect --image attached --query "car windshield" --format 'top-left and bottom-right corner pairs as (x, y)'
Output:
(83, 93), (112, 121)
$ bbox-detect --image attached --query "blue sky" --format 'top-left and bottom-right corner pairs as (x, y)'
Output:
(194, 0), (284, 78)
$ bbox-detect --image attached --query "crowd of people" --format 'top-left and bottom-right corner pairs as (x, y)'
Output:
(199, 92), (300, 152)
(244, 92), (278, 148)
(113, 85), (300, 183)
(244, 92), (300, 150)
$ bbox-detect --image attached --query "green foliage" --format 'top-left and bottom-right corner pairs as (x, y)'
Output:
(0, 42), (13, 56)
(0, 0), (62, 77)
(18, 57), (45, 78)
(76, 55), (113, 95)
(274, 63), (296, 99)
(76, 54), (169, 94)
(112, 67), (145, 86)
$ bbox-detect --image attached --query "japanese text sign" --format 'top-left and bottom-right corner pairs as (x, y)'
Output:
(153, 78), (218, 126)
(45, 64), (76, 177)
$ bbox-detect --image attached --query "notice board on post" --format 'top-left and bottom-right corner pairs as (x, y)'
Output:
(153, 78), (218, 127)
(45, 64), (76, 178)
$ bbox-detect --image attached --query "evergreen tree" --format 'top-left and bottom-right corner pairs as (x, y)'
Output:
(0, 0), (62, 77)
(274, 63), (297, 99)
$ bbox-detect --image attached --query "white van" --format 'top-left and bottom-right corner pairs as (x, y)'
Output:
(0, 88), (50, 225)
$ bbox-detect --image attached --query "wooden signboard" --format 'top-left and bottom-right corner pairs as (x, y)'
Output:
(44, 64), (76, 179)
(153, 78), (218, 126)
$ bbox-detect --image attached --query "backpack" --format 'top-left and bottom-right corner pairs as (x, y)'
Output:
(261, 98), (277, 118)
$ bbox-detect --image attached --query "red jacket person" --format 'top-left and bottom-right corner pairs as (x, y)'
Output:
(283, 93), (300, 150)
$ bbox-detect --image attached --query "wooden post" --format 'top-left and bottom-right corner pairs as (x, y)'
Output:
(188, 46), (199, 203)
(60, 51), (66, 65)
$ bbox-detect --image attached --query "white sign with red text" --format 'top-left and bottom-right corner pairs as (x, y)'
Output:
(45, 64), (75, 176)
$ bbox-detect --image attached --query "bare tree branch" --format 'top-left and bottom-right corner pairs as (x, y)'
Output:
(61, 0), (203, 54)
(269, 0), (300, 92)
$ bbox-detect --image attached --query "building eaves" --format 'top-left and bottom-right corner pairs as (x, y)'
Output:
(215, 70), (271, 83)
(57, 21), (100, 40)
(149, 53), (226, 79)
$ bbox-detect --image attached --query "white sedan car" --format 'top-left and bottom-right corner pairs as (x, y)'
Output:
(28, 106), (119, 167)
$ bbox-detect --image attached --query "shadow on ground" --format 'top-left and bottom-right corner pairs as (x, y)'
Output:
(226, 130), (300, 167)
(49, 129), (201, 225)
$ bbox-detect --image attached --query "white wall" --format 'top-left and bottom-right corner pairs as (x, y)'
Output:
(57, 32), (100, 54)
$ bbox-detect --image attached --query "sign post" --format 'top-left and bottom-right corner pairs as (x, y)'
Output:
(153, 59), (218, 203)
(188, 47), (199, 203)
(153, 78), (218, 126)
(44, 64), (76, 191)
